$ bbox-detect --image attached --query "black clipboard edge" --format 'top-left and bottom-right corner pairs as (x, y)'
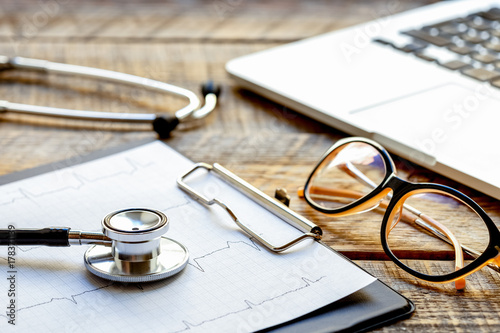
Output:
(260, 243), (415, 333)
(260, 280), (414, 333)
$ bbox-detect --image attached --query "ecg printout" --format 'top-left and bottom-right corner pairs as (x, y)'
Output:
(0, 141), (375, 332)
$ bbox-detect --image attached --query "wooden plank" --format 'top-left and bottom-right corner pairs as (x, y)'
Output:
(1, 1), (499, 332)
(0, 0), (438, 42)
(355, 260), (500, 332)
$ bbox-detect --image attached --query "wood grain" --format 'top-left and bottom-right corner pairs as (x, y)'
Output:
(1, 0), (499, 332)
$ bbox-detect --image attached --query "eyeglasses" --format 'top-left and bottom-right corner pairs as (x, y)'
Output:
(301, 137), (500, 290)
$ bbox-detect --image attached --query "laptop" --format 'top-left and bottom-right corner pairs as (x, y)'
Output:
(226, 0), (500, 200)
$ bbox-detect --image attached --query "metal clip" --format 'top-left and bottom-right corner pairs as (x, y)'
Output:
(177, 163), (322, 252)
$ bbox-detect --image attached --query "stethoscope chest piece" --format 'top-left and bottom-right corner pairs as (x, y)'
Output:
(84, 208), (189, 283)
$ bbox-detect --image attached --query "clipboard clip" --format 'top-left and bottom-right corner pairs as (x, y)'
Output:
(177, 163), (323, 252)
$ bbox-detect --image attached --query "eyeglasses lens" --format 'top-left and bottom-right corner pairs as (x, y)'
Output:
(305, 142), (387, 210)
(386, 191), (489, 277)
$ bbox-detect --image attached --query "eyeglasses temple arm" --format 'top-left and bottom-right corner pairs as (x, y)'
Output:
(414, 215), (500, 274)
(339, 162), (379, 189)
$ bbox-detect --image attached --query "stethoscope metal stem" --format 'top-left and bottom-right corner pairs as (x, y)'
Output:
(68, 230), (112, 246)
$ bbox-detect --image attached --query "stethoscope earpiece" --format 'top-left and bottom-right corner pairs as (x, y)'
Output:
(201, 80), (222, 98)
(153, 80), (222, 138)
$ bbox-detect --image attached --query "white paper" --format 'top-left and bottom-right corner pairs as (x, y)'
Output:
(0, 141), (375, 332)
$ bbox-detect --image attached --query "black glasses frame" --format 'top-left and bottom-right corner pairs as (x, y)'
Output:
(303, 137), (500, 285)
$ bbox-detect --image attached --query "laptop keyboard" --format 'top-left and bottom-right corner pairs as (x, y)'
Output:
(375, 7), (500, 88)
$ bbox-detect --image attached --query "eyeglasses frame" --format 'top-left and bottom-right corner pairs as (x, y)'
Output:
(303, 137), (500, 285)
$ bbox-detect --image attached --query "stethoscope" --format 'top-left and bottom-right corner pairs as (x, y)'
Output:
(0, 56), (220, 138)
(0, 208), (189, 283)
(0, 163), (323, 283)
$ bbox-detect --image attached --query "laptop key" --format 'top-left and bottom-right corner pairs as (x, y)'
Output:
(441, 60), (470, 70)
(448, 44), (474, 55)
(464, 16), (492, 30)
(439, 23), (468, 35)
(490, 78), (500, 88)
(424, 18), (465, 30)
(489, 29), (500, 38)
(462, 67), (500, 81)
(403, 29), (451, 47)
(415, 53), (435, 62)
(399, 42), (427, 53)
(484, 41), (500, 52)
(471, 53), (498, 64)
(461, 32), (490, 44)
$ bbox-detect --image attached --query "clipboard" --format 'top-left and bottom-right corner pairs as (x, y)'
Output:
(176, 159), (415, 332)
(0, 139), (414, 332)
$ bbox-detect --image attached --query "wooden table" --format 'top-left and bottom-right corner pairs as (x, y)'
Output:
(1, 0), (499, 331)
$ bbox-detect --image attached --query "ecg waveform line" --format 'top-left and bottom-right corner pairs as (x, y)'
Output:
(188, 238), (261, 272)
(171, 276), (327, 333)
(0, 282), (115, 319)
(0, 273), (327, 333)
(0, 235), (260, 318)
(0, 157), (153, 207)
(161, 195), (192, 212)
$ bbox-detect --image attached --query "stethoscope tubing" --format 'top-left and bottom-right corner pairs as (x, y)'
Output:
(0, 56), (220, 137)
(0, 227), (111, 247)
